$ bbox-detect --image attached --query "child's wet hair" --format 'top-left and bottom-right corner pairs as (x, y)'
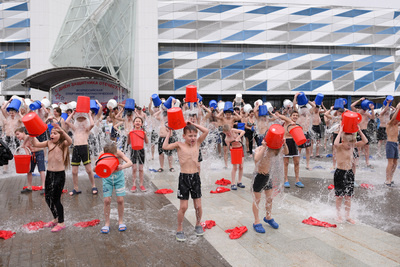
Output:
(342, 133), (356, 143)
(183, 124), (198, 134)
(222, 124), (231, 132)
(103, 142), (118, 155)
(15, 127), (27, 134)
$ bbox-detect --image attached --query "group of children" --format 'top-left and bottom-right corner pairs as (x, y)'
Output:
(1, 93), (398, 239)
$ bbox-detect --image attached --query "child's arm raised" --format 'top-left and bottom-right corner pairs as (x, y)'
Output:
(334, 126), (343, 148)
(232, 128), (245, 141)
(351, 97), (364, 112)
(188, 121), (209, 144)
(88, 111), (95, 131)
(1, 99), (11, 118)
(162, 129), (179, 150)
(355, 126), (368, 147)
(254, 140), (267, 164)
(55, 123), (73, 147)
(116, 150), (133, 171)
(29, 136), (48, 148)
(65, 111), (76, 131)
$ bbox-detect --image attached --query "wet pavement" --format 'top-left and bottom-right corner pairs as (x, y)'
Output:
(1, 148), (400, 266)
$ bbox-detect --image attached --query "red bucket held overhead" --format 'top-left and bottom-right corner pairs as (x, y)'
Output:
(75, 96), (90, 113)
(95, 153), (119, 178)
(186, 85), (197, 103)
(14, 147), (31, 174)
(167, 107), (186, 130)
(21, 112), (48, 137)
(129, 130), (145, 150)
(230, 147), (243, 164)
(264, 124), (285, 149)
(288, 124), (306, 146)
(342, 111), (362, 133)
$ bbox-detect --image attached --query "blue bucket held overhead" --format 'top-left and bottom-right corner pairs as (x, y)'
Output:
(383, 95), (393, 107)
(29, 100), (42, 111)
(209, 100), (217, 109)
(237, 122), (245, 131)
(314, 93), (324, 106)
(361, 99), (373, 110)
(197, 93), (203, 103)
(224, 101), (233, 112)
(7, 98), (21, 112)
(341, 98), (347, 106)
(125, 98), (135, 111)
(258, 105), (268, 116)
(61, 113), (68, 121)
(152, 94), (162, 107)
(297, 92), (308, 106)
(90, 100), (99, 115)
(163, 96), (175, 109)
(333, 99), (344, 110)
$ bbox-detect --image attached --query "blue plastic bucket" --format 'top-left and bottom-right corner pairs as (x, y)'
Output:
(224, 101), (233, 112)
(163, 96), (175, 109)
(7, 98), (21, 112)
(314, 93), (324, 106)
(297, 92), (308, 106)
(61, 113), (68, 121)
(90, 100), (99, 114)
(197, 93), (203, 103)
(237, 122), (245, 131)
(383, 95), (393, 106)
(333, 99), (344, 110)
(361, 100), (373, 110)
(152, 94), (162, 107)
(29, 100), (42, 111)
(125, 98), (135, 111)
(258, 105), (268, 116)
(209, 100), (217, 109)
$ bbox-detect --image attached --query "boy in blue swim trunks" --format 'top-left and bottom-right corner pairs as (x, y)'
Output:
(97, 142), (132, 234)
(162, 121), (209, 242)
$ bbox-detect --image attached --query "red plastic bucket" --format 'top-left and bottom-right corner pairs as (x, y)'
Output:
(264, 124), (285, 149)
(14, 147), (31, 174)
(95, 153), (119, 178)
(75, 96), (90, 113)
(167, 107), (186, 130)
(342, 111), (362, 133)
(21, 112), (48, 137)
(288, 124), (306, 146)
(129, 130), (145, 150)
(230, 147), (243, 164)
(186, 85), (197, 102)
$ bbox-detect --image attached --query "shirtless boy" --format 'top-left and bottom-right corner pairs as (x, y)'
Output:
(377, 100), (392, 156)
(384, 102), (400, 186)
(162, 122), (209, 242)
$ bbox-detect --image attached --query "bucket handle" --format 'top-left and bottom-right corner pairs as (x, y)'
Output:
(164, 121), (173, 131)
(95, 155), (118, 166)
(15, 146), (31, 156)
(286, 123), (301, 133)
(131, 130), (144, 140)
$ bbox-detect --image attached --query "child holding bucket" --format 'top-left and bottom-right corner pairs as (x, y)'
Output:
(334, 125), (367, 224)
(162, 121), (209, 242)
(129, 117), (149, 192)
(252, 128), (288, 233)
(29, 123), (72, 232)
(15, 127), (47, 195)
(96, 142), (132, 233)
(222, 124), (245, 190)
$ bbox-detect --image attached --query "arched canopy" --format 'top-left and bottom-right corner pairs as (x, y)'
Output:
(21, 67), (121, 91)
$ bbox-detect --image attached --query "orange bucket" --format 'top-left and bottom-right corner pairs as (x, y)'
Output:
(14, 147), (31, 174)
(342, 111), (362, 133)
(186, 85), (197, 102)
(95, 153), (119, 178)
(264, 124), (285, 149)
(288, 124), (306, 146)
(21, 112), (48, 137)
(230, 147), (243, 164)
(167, 107), (186, 130)
(75, 96), (90, 113)
(129, 130), (145, 150)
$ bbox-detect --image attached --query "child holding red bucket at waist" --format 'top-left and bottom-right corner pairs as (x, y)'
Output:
(15, 127), (47, 195)
(96, 142), (132, 233)
(129, 117), (149, 192)
(334, 125), (367, 224)
(29, 123), (72, 232)
(252, 132), (288, 233)
(162, 121), (209, 242)
(222, 124), (245, 190)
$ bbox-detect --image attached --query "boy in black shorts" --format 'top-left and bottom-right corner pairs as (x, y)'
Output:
(252, 135), (288, 233)
(162, 121), (209, 242)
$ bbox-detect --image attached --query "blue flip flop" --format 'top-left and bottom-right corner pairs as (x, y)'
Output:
(69, 189), (82, 196)
(101, 226), (109, 234)
(118, 224), (126, 232)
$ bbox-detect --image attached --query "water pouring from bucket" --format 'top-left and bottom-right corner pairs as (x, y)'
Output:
(167, 107), (186, 130)
(264, 124), (285, 149)
(342, 111), (362, 134)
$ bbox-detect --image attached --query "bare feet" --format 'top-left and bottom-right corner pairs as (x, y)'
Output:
(346, 218), (356, 224)
(335, 216), (343, 223)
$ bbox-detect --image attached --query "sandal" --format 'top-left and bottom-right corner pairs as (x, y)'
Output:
(92, 187), (98, 195)
(44, 221), (57, 228)
(157, 168), (164, 172)
(169, 168), (175, 172)
(51, 224), (66, 232)
(101, 226), (110, 234)
(253, 223), (265, 233)
(69, 189), (82, 196)
(118, 224), (127, 232)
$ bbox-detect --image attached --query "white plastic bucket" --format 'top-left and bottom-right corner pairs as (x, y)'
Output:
(265, 102), (273, 113)
(51, 104), (58, 109)
(243, 104), (252, 113)
(60, 104), (68, 112)
(254, 99), (263, 106)
(217, 101), (225, 110)
(283, 99), (293, 108)
(67, 101), (76, 110)
(41, 98), (51, 108)
(174, 99), (181, 107)
(107, 99), (117, 109)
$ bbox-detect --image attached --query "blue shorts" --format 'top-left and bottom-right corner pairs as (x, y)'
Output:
(386, 141), (399, 159)
(102, 171), (126, 197)
(30, 150), (46, 173)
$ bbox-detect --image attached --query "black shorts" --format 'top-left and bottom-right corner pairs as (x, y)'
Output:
(221, 132), (227, 146)
(177, 172), (202, 200)
(360, 129), (371, 145)
(284, 138), (299, 157)
(151, 130), (158, 144)
(252, 173), (272, 192)
(158, 137), (173, 156)
(312, 125), (321, 139)
(245, 129), (254, 139)
(334, 169), (354, 197)
(298, 132), (311, 148)
(110, 127), (119, 139)
(130, 148), (145, 164)
(332, 133), (339, 146)
(377, 127), (387, 141)
(71, 145), (91, 166)
(198, 149), (203, 162)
